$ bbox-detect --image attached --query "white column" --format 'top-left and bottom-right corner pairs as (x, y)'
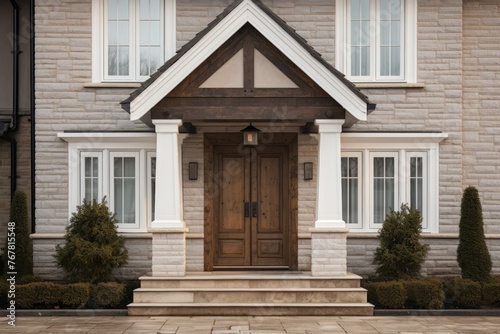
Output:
(152, 119), (185, 228)
(150, 119), (188, 277)
(314, 119), (345, 228)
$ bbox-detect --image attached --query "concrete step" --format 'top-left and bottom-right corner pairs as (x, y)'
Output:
(133, 287), (368, 304)
(139, 273), (362, 289)
(127, 302), (374, 316)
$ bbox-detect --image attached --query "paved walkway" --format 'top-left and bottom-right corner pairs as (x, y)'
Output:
(3, 316), (500, 334)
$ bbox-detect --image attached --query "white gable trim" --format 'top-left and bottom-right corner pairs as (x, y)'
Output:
(130, 0), (367, 122)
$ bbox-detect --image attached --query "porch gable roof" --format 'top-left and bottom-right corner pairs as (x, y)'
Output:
(121, 0), (374, 124)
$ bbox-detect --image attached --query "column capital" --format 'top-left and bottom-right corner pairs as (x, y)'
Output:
(314, 119), (345, 133)
(153, 119), (183, 133)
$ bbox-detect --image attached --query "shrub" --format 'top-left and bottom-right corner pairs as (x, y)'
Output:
(373, 204), (429, 280)
(90, 282), (125, 308)
(16, 283), (36, 308)
(403, 279), (444, 309)
(444, 277), (482, 308)
(16, 275), (44, 285)
(3, 191), (33, 276)
(0, 281), (9, 308)
(61, 283), (91, 308)
(457, 186), (492, 282)
(365, 281), (407, 309)
(33, 282), (62, 307)
(482, 282), (500, 306)
(55, 199), (128, 283)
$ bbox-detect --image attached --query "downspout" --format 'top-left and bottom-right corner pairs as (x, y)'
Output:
(30, 0), (36, 233)
(0, 0), (21, 200)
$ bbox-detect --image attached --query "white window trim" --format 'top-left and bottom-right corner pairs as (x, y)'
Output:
(335, 0), (417, 83)
(341, 132), (448, 233)
(341, 152), (363, 229)
(80, 152), (103, 203)
(59, 132), (156, 232)
(110, 152), (141, 229)
(147, 151), (156, 224)
(407, 151), (428, 229)
(92, 0), (176, 83)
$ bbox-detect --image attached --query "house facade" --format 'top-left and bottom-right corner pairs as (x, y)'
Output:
(32, 0), (500, 281)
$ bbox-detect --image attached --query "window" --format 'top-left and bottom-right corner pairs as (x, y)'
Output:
(341, 153), (362, 228)
(111, 153), (140, 227)
(147, 153), (156, 222)
(370, 153), (398, 226)
(336, 0), (417, 83)
(340, 133), (448, 232)
(92, 0), (176, 82)
(60, 132), (157, 231)
(80, 152), (102, 203)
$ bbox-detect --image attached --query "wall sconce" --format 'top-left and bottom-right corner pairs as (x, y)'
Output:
(188, 162), (198, 180)
(304, 162), (313, 180)
(241, 123), (261, 146)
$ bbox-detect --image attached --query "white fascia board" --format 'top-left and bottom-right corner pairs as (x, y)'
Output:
(129, 0), (367, 122)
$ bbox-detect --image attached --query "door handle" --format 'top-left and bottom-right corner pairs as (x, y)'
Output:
(252, 202), (257, 217)
(244, 202), (250, 217)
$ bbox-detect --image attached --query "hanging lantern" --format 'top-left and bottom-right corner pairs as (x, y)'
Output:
(241, 123), (261, 146)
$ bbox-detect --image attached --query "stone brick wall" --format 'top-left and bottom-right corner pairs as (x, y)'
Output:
(462, 0), (500, 234)
(32, 0), (500, 279)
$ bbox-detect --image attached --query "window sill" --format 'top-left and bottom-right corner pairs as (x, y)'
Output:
(84, 82), (142, 88)
(353, 82), (425, 89)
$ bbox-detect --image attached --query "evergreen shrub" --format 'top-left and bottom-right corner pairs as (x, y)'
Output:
(3, 191), (33, 276)
(444, 277), (482, 308)
(373, 204), (428, 280)
(61, 283), (91, 308)
(457, 186), (492, 282)
(90, 282), (125, 308)
(55, 199), (128, 283)
(33, 282), (62, 307)
(365, 281), (407, 309)
(16, 283), (36, 308)
(482, 282), (500, 306)
(403, 279), (444, 309)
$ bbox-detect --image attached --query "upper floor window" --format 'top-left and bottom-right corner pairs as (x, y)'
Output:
(336, 0), (417, 83)
(92, 0), (176, 82)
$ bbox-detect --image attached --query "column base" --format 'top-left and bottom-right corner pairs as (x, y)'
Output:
(151, 228), (188, 277)
(310, 228), (348, 276)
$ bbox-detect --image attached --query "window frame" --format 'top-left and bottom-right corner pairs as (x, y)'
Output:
(335, 0), (417, 83)
(80, 152), (103, 203)
(341, 152), (363, 229)
(369, 151), (399, 229)
(61, 132), (157, 232)
(92, 0), (176, 83)
(110, 152), (141, 229)
(340, 132), (447, 233)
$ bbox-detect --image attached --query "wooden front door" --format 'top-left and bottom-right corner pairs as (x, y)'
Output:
(212, 144), (290, 268)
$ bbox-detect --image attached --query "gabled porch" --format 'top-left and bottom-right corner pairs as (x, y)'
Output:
(121, 0), (375, 316)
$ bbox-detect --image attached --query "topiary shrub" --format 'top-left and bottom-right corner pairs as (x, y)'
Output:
(482, 282), (500, 306)
(403, 279), (444, 309)
(61, 283), (91, 308)
(90, 282), (125, 308)
(3, 191), (33, 276)
(55, 199), (128, 283)
(444, 277), (482, 308)
(457, 186), (492, 282)
(33, 282), (62, 307)
(16, 283), (36, 308)
(373, 204), (429, 280)
(365, 281), (407, 309)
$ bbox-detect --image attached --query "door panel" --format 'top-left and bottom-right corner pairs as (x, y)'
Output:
(252, 146), (289, 266)
(213, 144), (289, 267)
(214, 147), (251, 266)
